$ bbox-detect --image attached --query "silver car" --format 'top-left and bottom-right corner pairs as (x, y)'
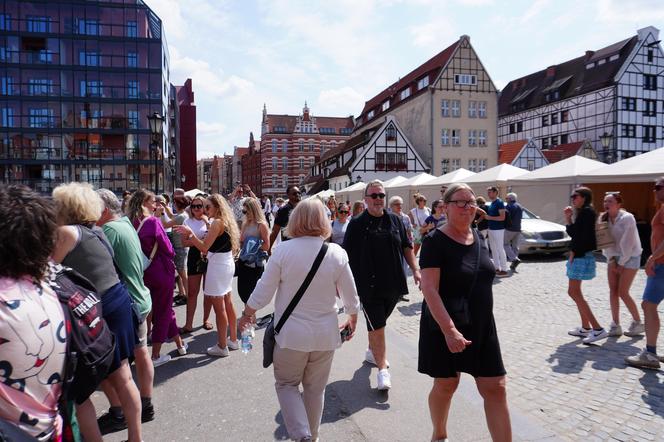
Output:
(518, 207), (571, 255)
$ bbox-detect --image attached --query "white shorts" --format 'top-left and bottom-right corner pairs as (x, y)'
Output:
(204, 251), (235, 297)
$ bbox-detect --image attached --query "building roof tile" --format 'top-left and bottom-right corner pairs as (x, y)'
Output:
(498, 140), (528, 164)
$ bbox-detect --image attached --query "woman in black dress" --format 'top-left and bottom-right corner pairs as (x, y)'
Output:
(419, 183), (511, 442)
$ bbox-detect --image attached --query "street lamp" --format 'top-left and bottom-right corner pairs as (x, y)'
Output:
(599, 131), (614, 163)
(168, 152), (176, 195)
(355, 174), (362, 184)
(147, 112), (165, 194)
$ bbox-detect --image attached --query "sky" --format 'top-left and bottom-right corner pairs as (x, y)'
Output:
(144, 0), (664, 159)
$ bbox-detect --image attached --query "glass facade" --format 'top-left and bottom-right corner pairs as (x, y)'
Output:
(0, 0), (169, 193)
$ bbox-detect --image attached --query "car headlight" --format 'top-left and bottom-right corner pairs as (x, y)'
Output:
(521, 231), (541, 240)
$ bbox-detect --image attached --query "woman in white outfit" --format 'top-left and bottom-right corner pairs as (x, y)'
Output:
(409, 194), (431, 257)
(176, 193), (240, 357)
(239, 199), (360, 442)
(601, 192), (644, 337)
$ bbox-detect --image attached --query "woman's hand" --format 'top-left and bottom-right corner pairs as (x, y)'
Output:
(173, 224), (193, 236)
(339, 314), (358, 341)
(443, 327), (472, 353)
(563, 206), (573, 223)
(238, 313), (255, 333)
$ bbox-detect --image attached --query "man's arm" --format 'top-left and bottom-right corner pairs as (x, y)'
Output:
(268, 223), (280, 254)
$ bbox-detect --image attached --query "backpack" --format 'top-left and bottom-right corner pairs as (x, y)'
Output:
(48, 264), (115, 404)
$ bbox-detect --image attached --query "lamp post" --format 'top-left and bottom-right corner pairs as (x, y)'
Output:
(147, 112), (165, 194)
(168, 152), (176, 195)
(599, 131), (614, 163)
(355, 174), (362, 184)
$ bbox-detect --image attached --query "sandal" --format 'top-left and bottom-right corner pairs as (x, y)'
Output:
(179, 326), (193, 335)
(203, 321), (213, 330)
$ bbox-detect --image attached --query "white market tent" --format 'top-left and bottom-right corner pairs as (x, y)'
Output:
(385, 172), (436, 210)
(184, 188), (204, 198)
(463, 163), (529, 185)
(334, 181), (366, 204)
(309, 189), (335, 201)
(418, 168), (476, 203)
(576, 146), (664, 183)
(382, 175), (408, 187)
(508, 156), (606, 223)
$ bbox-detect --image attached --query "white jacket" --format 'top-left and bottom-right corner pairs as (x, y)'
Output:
(602, 210), (643, 266)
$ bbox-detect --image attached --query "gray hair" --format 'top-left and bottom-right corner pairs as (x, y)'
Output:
(365, 179), (384, 194)
(388, 195), (403, 206)
(442, 183), (475, 203)
(506, 192), (517, 202)
(97, 188), (122, 215)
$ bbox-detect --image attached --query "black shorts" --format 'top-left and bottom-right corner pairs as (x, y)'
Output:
(360, 290), (399, 331)
(187, 247), (204, 275)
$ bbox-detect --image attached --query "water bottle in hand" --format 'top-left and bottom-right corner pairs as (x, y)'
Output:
(241, 325), (254, 354)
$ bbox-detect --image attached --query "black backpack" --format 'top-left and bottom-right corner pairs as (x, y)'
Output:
(49, 264), (115, 404)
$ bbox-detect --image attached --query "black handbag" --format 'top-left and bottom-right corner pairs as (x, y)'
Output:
(196, 255), (208, 274)
(425, 229), (481, 329)
(263, 242), (328, 368)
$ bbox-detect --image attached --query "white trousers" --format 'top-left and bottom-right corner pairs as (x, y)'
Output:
(488, 229), (509, 271)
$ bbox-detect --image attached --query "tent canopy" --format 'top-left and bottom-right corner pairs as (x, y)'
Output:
(382, 175), (408, 187)
(510, 155), (605, 184)
(310, 189), (335, 200)
(463, 163), (529, 184)
(422, 168), (476, 186)
(335, 181), (366, 194)
(386, 172), (436, 190)
(184, 188), (205, 198)
(577, 146), (664, 183)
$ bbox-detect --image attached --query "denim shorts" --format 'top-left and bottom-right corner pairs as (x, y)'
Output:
(566, 254), (596, 280)
(643, 263), (664, 304)
(609, 255), (642, 270)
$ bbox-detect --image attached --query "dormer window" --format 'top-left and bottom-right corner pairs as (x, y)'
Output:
(382, 100), (390, 111)
(367, 110), (375, 119)
(417, 76), (429, 90)
(400, 88), (411, 100)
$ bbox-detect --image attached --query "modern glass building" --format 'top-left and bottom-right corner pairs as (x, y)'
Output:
(0, 0), (171, 193)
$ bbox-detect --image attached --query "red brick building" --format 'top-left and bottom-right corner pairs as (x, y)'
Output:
(241, 132), (262, 195)
(175, 79), (197, 191)
(251, 103), (354, 197)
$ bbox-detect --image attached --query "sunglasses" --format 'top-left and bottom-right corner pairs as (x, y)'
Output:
(366, 193), (386, 199)
(191, 204), (203, 209)
(338, 210), (349, 214)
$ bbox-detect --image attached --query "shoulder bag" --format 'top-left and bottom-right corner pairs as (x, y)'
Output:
(135, 217), (159, 270)
(263, 242), (329, 368)
(595, 220), (615, 250)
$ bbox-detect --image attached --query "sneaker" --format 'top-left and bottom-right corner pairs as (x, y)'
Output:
(141, 402), (155, 423)
(567, 326), (591, 337)
(510, 258), (521, 271)
(608, 322), (623, 337)
(495, 270), (509, 277)
(97, 409), (127, 434)
(207, 344), (229, 357)
(364, 349), (390, 368)
(227, 340), (240, 351)
(152, 354), (171, 367)
(582, 328), (609, 344)
(376, 368), (391, 390)
(624, 320), (645, 337)
(177, 342), (188, 356)
(625, 349), (661, 369)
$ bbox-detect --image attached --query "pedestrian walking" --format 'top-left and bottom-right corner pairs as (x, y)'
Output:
(564, 187), (608, 344)
(503, 192), (523, 271)
(484, 186), (509, 277)
(326, 195), (338, 221)
(474, 196), (489, 239)
(261, 195), (272, 226)
(343, 180), (420, 390)
(418, 183), (511, 442)
(409, 193), (431, 257)
(351, 200), (365, 218)
(175, 194), (240, 357)
(162, 196), (191, 306)
(390, 196), (415, 302)
(424, 199), (446, 232)
(236, 197), (270, 304)
(270, 185), (302, 252)
(239, 198), (360, 442)
(600, 192), (644, 337)
(330, 202), (351, 245)
(626, 177), (664, 369)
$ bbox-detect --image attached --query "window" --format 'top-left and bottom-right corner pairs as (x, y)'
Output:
(454, 74), (477, 85)
(550, 136), (558, 146)
(28, 79), (52, 96)
(77, 19), (99, 35)
(127, 52), (138, 68)
(382, 100), (390, 111)
(282, 175), (288, 187)
(400, 88), (410, 100)
(478, 101), (487, 118)
(271, 140), (277, 152)
(621, 97), (637, 111)
(127, 81), (139, 98)
(282, 158), (288, 170)
(441, 159), (449, 174)
(128, 110), (139, 129)
(386, 125), (396, 141)
(1, 77), (14, 95)
(80, 80), (102, 97)
(451, 100), (460, 117)
(127, 21), (138, 37)
(560, 134), (569, 144)
(1, 108), (15, 127)
(551, 112), (558, 124)
(375, 152), (407, 171)
(417, 76), (429, 90)
(468, 101), (477, 118)
(621, 124), (636, 138)
(644, 74), (657, 90)
(441, 100), (449, 117)
(643, 99), (657, 117)
(509, 123), (515, 134)
(560, 110), (569, 122)
(542, 138), (549, 149)
(0, 14), (11, 31)
(468, 129), (477, 146)
(451, 159), (460, 171)
(643, 125), (656, 142)
(441, 129), (449, 146)
(319, 127), (335, 135)
(516, 121), (523, 132)
(367, 110), (374, 119)
(451, 129), (460, 146)
(340, 128), (352, 135)
(272, 158), (278, 169)
(468, 159), (477, 172)
(309, 142), (314, 151)
(27, 16), (51, 33)
(542, 115), (549, 127)
(282, 141), (288, 152)
(478, 159), (487, 172)
(79, 51), (100, 66)
(298, 141), (304, 152)
(478, 130), (487, 146)
(648, 48), (654, 63)
(29, 108), (53, 128)
(299, 158), (304, 169)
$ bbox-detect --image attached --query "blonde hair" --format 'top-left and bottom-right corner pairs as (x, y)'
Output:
(52, 182), (103, 225)
(285, 198), (332, 239)
(207, 193), (240, 253)
(242, 197), (268, 229)
(125, 188), (154, 222)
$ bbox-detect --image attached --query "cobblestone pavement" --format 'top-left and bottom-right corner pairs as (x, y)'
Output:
(391, 254), (664, 441)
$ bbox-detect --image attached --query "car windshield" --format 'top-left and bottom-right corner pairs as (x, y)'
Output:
(521, 207), (539, 220)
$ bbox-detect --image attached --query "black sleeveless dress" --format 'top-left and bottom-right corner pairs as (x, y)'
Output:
(418, 230), (506, 378)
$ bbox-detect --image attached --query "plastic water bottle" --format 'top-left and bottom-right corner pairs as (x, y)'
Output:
(241, 325), (254, 354)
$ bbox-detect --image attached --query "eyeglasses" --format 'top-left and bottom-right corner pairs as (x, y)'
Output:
(570, 194), (581, 199)
(448, 200), (478, 209)
(366, 193), (386, 199)
(191, 204), (203, 209)
(338, 210), (349, 214)
(655, 184), (664, 191)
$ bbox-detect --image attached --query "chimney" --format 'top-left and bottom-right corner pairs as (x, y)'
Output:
(585, 50), (594, 60)
(546, 66), (556, 77)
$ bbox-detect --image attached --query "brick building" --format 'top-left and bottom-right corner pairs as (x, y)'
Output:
(241, 132), (261, 195)
(175, 78), (196, 190)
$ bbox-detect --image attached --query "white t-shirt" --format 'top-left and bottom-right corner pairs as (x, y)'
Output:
(410, 207), (431, 227)
(184, 217), (208, 239)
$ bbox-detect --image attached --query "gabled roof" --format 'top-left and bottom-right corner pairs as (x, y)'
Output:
(356, 39), (460, 128)
(264, 114), (354, 135)
(499, 35), (637, 116)
(542, 141), (584, 163)
(498, 140), (529, 164)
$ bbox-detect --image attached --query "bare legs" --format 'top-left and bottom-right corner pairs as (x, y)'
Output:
(607, 263), (641, 324)
(428, 375), (511, 442)
(643, 300), (660, 348)
(208, 293), (237, 348)
(184, 274), (211, 330)
(367, 327), (387, 369)
(101, 345), (154, 414)
(176, 268), (188, 299)
(567, 279), (601, 329)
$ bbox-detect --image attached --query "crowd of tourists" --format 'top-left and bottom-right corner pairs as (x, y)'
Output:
(0, 176), (662, 442)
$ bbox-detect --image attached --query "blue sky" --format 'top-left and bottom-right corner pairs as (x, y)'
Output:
(145, 0), (664, 159)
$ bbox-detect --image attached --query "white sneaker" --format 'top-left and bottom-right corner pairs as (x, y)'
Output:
(624, 320), (645, 337)
(227, 340), (240, 351)
(376, 368), (391, 390)
(625, 349), (661, 369)
(582, 328), (609, 344)
(177, 342), (188, 356)
(207, 344), (229, 357)
(607, 322), (623, 337)
(152, 354), (171, 367)
(364, 349), (390, 368)
(567, 326), (590, 337)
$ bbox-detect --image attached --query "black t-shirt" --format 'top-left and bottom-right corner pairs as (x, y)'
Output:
(274, 202), (295, 241)
(566, 206), (597, 257)
(208, 231), (232, 253)
(343, 210), (411, 297)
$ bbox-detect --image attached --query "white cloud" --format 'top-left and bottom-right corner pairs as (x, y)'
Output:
(409, 20), (458, 48)
(316, 87), (365, 117)
(596, 0), (664, 23)
(520, 0), (550, 24)
(455, 0), (494, 5)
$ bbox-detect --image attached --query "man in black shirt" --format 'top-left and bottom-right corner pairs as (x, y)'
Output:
(269, 185), (301, 253)
(343, 180), (420, 391)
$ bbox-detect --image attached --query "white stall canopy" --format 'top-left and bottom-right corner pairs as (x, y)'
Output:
(510, 156), (605, 185)
(577, 146), (664, 183)
(463, 163), (529, 184)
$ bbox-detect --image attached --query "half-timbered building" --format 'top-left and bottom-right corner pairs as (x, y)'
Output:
(498, 139), (549, 171)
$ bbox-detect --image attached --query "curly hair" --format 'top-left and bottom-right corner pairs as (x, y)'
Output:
(125, 188), (154, 221)
(207, 193), (240, 253)
(0, 185), (58, 280)
(242, 197), (268, 229)
(52, 182), (103, 225)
